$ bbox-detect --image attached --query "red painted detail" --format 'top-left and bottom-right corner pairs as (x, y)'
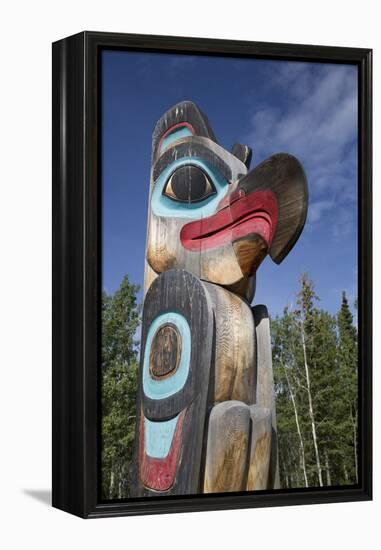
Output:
(139, 409), (186, 492)
(217, 188), (246, 209)
(158, 122), (196, 152)
(180, 190), (278, 251)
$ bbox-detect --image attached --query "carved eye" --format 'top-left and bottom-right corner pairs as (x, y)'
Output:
(163, 165), (216, 203)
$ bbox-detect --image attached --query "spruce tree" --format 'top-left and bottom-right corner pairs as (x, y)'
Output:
(101, 275), (141, 499)
(336, 291), (358, 483)
(272, 277), (358, 488)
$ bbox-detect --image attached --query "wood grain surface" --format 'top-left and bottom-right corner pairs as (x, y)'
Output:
(253, 304), (280, 488)
(203, 401), (251, 493)
(203, 282), (256, 404)
(236, 153), (308, 265)
(135, 103), (306, 496)
(149, 324), (181, 379)
(246, 405), (272, 490)
(132, 269), (214, 497)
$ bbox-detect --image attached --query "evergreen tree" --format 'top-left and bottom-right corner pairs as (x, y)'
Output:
(336, 291), (358, 482)
(101, 275), (141, 499)
(100, 273), (358, 495)
(272, 276), (358, 488)
(273, 309), (310, 487)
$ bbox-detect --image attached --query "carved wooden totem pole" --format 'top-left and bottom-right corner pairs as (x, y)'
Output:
(132, 101), (308, 496)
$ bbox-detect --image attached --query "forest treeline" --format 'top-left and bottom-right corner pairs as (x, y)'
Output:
(101, 274), (358, 499)
(272, 274), (358, 488)
(101, 276), (140, 500)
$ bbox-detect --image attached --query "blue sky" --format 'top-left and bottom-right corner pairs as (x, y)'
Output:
(102, 50), (358, 318)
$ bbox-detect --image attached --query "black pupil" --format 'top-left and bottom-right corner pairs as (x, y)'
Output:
(170, 165), (210, 202)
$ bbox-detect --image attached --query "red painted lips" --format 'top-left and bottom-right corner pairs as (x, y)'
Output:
(180, 190), (278, 251)
(139, 410), (186, 492)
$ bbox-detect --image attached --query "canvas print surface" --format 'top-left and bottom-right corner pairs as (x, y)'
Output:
(101, 50), (358, 500)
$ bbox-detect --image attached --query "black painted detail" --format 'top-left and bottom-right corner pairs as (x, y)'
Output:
(163, 165), (216, 203)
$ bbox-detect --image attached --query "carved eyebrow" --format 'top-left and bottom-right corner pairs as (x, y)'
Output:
(152, 137), (233, 183)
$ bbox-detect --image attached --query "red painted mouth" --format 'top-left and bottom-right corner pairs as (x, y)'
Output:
(180, 190), (278, 251)
(139, 410), (186, 492)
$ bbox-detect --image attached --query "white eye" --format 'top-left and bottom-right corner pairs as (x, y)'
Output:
(164, 165), (216, 203)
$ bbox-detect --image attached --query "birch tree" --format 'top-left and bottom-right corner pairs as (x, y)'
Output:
(272, 275), (358, 488)
(295, 274), (323, 486)
(273, 310), (309, 488)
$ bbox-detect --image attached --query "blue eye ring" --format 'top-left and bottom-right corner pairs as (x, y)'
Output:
(151, 157), (229, 219)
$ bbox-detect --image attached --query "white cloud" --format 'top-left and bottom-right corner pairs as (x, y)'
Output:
(308, 200), (335, 223)
(245, 62), (358, 239)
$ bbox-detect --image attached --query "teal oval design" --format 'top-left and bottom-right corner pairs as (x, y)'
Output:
(144, 413), (180, 458)
(142, 312), (191, 400)
(151, 157), (229, 219)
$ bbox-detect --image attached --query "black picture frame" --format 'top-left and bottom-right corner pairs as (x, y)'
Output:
(52, 31), (372, 519)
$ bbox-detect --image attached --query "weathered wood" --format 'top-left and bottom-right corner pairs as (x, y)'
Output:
(134, 101), (308, 496)
(236, 153), (308, 264)
(203, 282), (256, 404)
(231, 142), (252, 169)
(152, 100), (217, 162)
(246, 405), (272, 490)
(232, 234), (268, 277)
(147, 100), (253, 293)
(146, 131), (251, 288)
(203, 401), (251, 493)
(253, 304), (280, 489)
(143, 259), (158, 296)
(146, 101), (308, 295)
(149, 324), (181, 379)
(152, 137), (243, 184)
(226, 273), (256, 303)
(132, 269), (214, 496)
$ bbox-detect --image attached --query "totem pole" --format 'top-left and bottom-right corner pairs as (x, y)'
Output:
(132, 101), (308, 496)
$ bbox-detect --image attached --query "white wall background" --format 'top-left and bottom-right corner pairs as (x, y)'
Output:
(0, 1), (378, 548)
